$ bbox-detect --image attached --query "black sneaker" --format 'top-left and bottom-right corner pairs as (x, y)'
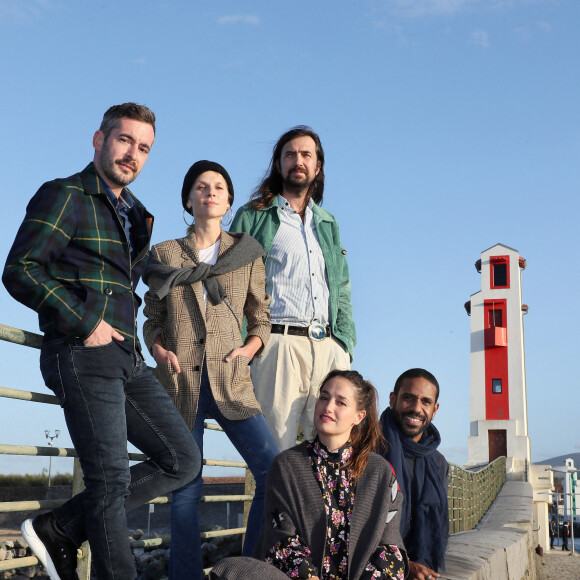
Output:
(21, 512), (78, 580)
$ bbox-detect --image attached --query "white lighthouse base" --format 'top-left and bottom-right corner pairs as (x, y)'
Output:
(465, 419), (531, 481)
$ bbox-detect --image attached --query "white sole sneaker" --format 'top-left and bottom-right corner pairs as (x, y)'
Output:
(21, 518), (62, 580)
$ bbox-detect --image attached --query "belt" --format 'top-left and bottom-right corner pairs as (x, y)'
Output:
(271, 323), (331, 341)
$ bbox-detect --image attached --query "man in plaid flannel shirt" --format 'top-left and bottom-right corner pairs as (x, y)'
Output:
(3, 103), (200, 580)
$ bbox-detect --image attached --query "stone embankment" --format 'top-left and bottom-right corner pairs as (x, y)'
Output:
(441, 481), (535, 580)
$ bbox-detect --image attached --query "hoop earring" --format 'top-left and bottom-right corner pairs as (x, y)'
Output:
(183, 208), (194, 226)
(221, 207), (233, 227)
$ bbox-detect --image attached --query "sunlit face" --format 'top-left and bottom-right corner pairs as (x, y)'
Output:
(93, 117), (154, 194)
(314, 377), (366, 449)
(277, 135), (321, 193)
(390, 377), (439, 442)
(186, 171), (230, 222)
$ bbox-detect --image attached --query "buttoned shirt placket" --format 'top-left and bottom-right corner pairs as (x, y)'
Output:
(266, 195), (330, 327)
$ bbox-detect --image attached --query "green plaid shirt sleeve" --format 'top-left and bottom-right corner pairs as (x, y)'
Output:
(3, 163), (153, 346)
(3, 175), (105, 338)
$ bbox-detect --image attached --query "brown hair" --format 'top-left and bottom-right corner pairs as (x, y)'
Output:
(319, 369), (386, 482)
(99, 102), (156, 139)
(249, 125), (325, 210)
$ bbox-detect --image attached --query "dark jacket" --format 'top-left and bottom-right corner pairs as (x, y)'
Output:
(381, 408), (449, 571)
(2, 163), (153, 350)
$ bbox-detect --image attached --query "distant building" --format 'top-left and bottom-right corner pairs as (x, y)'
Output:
(464, 243), (531, 480)
(551, 459), (579, 525)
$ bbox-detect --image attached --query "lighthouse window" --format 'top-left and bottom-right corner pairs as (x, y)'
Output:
(492, 379), (502, 394)
(488, 310), (503, 328)
(492, 262), (508, 287)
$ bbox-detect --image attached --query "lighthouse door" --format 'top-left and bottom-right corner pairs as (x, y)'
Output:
(488, 429), (507, 462)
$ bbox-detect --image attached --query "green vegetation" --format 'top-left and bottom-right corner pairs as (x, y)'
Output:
(0, 473), (73, 487)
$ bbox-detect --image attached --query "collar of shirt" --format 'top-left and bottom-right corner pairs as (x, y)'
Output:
(100, 179), (135, 211)
(98, 174), (136, 259)
(277, 193), (314, 216)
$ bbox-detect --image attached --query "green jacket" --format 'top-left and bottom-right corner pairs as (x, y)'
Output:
(230, 197), (355, 360)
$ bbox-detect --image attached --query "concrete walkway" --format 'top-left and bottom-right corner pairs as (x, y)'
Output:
(536, 548), (580, 579)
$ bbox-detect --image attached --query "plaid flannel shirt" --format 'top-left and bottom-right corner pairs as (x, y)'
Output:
(2, 163), (153, 351)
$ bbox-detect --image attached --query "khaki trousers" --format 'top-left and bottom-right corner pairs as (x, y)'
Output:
(250, 331), (350, 451)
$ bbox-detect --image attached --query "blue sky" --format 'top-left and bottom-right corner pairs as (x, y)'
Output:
(0, 0), (578, 476)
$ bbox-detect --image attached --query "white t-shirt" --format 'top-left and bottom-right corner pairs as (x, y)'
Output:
(198, 241), (220, 309)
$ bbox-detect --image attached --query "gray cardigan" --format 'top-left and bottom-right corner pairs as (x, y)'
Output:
(210, 442), (408, 579)
(255, 441), (408, 579)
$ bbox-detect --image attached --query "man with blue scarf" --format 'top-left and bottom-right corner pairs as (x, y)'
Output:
(380, 368), (449, 580)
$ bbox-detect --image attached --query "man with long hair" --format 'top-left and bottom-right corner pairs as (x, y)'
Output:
(380, 368), (449, 580)
(230, 126), (355, 451)
(3, 103), (200, 580)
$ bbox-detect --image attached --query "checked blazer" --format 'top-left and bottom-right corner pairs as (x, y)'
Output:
(143, 231), (271, 429)
(2, 163), (153, 350)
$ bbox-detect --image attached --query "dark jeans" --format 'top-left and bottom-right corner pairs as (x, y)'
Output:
(169, 364), (279, 580)
(40, 338), (200, 580)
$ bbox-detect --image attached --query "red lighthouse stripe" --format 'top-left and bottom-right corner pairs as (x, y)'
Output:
(484, 299), (509, 420)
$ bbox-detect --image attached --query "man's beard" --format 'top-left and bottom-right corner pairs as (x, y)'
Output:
(282, 168), (314, 195)
(391, 408), (430, 439)
(100, 148), (138, 188)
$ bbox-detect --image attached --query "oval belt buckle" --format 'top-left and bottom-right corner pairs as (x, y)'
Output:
(308, 323), (326, 342)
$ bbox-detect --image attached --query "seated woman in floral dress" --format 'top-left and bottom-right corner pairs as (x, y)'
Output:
(211, 369), (408, 580)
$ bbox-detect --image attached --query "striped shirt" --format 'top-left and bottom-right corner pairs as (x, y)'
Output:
(265, 195), (329, 326)
(103, 182), (136, 260)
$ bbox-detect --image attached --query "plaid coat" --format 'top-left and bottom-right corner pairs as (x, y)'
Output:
(143, 231), (271, 429)
(2, 163), (153, 350)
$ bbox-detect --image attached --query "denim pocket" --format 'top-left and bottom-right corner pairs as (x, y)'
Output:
(70, 340), (114, 351)
(40, 352), (66, 407)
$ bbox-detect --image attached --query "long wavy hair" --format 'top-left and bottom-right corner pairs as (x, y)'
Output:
(249, 126), (325, 210)
(319, 369), (386, 482)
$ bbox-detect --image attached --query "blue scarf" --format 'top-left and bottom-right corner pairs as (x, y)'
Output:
(380, 408), (448, 571)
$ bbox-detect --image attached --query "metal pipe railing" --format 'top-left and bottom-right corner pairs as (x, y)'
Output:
(0, 323), (252, 578)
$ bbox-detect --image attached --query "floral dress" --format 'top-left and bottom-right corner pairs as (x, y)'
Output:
(265, 438), (406, 579)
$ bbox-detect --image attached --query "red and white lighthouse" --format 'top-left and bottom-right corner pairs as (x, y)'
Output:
(465, 243), (531, 480)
